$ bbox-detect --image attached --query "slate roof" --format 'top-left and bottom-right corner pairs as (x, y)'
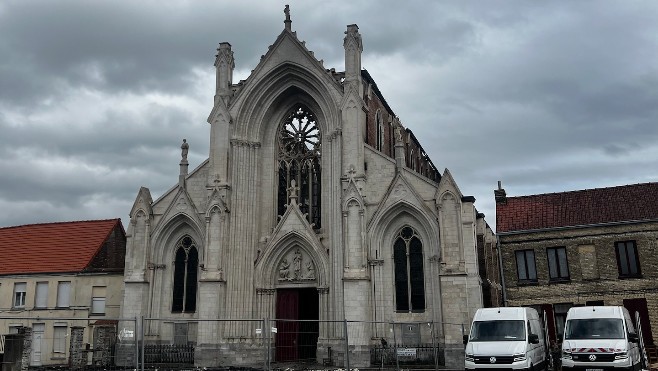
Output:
(496, 183), (658, 233)
(0, 219), (122, 275)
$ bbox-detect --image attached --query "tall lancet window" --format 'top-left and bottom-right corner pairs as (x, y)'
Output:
(277, 105), (322, 228)
(394, 226), (425, 312)
(172, 236), (198, 313)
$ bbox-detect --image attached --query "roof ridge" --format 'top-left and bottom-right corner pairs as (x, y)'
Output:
(0, 218), (120, 230)
(506, 182), (658, 199)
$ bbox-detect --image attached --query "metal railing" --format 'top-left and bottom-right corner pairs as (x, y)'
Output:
(0, 316), (466, 371)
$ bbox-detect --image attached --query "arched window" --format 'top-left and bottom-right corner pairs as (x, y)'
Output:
(277, 105), (322, 228)
(172, 236), (198, 313)
(375, 110), (384, 151)
(393, 226), (425, 312)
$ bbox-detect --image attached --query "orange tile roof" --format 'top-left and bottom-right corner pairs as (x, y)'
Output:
(496, 183), (658, 233)
(0, 219), (122, 275)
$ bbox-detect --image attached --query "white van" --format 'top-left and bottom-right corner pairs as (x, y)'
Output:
(561, 306), (642, 371)
(465, 307), (547, 371)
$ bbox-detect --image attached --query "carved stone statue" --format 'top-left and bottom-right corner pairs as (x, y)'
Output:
(306, 260), (316, 279)
(181, 139), (189, 161)
(293, 249), (302, 279)
(284, 5), (290, 22)
(279, 259), (290, 280)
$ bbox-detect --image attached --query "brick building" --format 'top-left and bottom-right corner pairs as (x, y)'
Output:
(495, 182), (658, 345)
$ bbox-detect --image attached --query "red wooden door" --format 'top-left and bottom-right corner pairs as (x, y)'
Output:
(276, 289), (299, 361)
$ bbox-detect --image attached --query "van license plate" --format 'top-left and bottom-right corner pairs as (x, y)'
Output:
(586, 369), (603, 371)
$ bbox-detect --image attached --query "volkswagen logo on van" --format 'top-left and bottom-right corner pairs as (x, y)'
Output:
(490, 357), (497, 363)
(589, 354), (597, 361)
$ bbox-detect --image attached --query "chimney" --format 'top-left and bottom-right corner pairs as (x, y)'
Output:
(494, 180), (507, 204)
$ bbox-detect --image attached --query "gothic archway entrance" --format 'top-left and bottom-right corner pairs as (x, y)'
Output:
(275, 287), (319, 362)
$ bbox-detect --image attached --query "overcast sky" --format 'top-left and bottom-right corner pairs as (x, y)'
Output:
(1, 1), (657, 231)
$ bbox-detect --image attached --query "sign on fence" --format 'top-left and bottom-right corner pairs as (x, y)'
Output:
(397, 348), (417, 356)
(119, 328), (134, 341)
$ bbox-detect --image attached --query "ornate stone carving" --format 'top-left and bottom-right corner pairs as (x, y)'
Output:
(277, 248), (316, 282)
(391, 183), (408, 199)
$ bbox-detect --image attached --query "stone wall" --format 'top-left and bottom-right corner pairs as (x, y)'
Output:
(500, 220), (658, 340)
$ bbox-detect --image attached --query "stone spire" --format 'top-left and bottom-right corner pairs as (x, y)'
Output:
(284, 5), (292, 32)
(214, 42), (234, 99)
(343, 24), (363, 84)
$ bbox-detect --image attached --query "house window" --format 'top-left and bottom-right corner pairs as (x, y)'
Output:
(547, 247), (570, 281)
(13, 282), (26, 308)
(8, 325), (21, 334)
(616, 241), (641, 278)
(277, 105), (322, 228)
(53, 323), (67, 354)
(172, 236), (198, 313)
(57, 281), (71, 308)
(515, 249), (537, 282)
(91, 286), (106, 314)
(35, 282), (48, 309)
(394, 226), (425, 312)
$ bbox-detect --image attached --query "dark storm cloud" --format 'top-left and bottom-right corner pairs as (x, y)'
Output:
(1, 0), (657, 229)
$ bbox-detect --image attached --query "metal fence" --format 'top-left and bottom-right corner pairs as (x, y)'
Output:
(0, 316), (466, 371)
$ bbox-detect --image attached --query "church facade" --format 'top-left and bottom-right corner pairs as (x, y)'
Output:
(121, 9), (485, 367)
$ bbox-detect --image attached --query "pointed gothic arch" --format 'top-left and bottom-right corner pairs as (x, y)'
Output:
(172, 235), (199, 313)
(255, 230), (329, 289)
(276, 104), (322, 228)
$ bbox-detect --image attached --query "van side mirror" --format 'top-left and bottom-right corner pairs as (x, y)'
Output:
(628, 333), (639, 343)
(528, 333), (539, 344)
(557, 334), (563, 342)
(463, 334), (469, 344)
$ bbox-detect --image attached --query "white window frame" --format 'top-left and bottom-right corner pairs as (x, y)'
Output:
(56, 281), (71, 308)
(35, 282), (48, 309)
(53, 323), (67, 354)
(91, 297), (106, 314)
(13, 282), (26, 308)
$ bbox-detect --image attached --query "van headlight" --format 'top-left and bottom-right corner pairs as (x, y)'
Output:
(562, 350), (572, 360)
(465, 353), (475, 362)
(615, 351), (629, 360)
(513, 353), (527, 362)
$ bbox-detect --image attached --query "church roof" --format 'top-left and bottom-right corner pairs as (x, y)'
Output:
(496, 182), (658, 233)
(0, 219), (122, 275)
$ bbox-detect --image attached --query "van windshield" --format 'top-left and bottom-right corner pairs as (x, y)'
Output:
(469, 320), (525, 341)
(564, 318), (625, 339)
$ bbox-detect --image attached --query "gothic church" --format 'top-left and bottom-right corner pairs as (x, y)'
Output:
(121, 8), (485, 367)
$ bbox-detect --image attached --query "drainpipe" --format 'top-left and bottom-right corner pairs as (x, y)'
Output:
(496, 235), (507, 306)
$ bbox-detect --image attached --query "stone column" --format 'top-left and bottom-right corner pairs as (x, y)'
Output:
(69, 326), (85, 370)
(20, 327), (32, 371)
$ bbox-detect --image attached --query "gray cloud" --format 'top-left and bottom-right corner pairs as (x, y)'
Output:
(1, 0), (657, 230)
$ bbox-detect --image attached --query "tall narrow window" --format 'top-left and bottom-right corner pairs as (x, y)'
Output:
(53, 323), (67, 354)
(172, 236), (198, 313)
(375, 110), (384, 151)
(13, 282), (26, 308)
(57, 281), (71, 308)
(91, 286), (106, 314)
(616, 241), (641, 278)
(515, 250), (537, 283)
(547, 247), (570, 281)
(35, 282), (48, 309)
(394, 226), (425, 312)
(277, 105), (321, 228)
